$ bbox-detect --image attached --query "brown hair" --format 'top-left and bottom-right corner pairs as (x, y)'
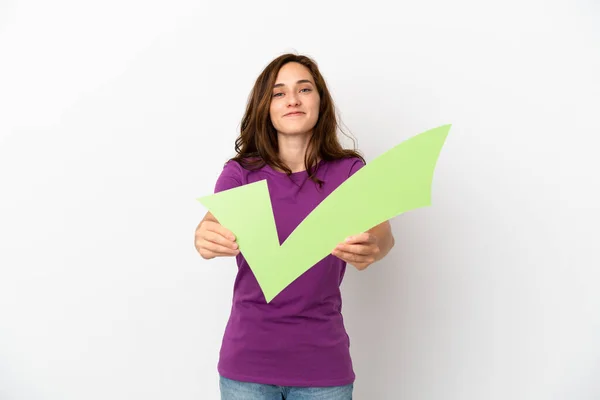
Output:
(229, 53), (364, 186)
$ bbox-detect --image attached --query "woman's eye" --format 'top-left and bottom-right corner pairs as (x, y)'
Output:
(300, 88), (312, 93)
(273, 92), (283, 97)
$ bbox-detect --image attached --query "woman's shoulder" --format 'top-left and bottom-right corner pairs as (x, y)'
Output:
(221, 156), (264, 173)
(324, 155), (366, 178)
(213, 156), (268, 192)
(214, 158), (250, 192)
(218, 158), (244, 177)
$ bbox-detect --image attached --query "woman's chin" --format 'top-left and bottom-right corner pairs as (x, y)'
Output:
(277, 129), (314, 137)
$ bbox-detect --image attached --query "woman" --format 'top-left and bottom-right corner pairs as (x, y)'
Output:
(194, 53), (395, 399)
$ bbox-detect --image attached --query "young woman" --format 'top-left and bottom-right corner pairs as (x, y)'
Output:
(194, 53), (395, 399)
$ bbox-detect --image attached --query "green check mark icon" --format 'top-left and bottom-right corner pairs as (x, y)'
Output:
(198, 124), (450, 302)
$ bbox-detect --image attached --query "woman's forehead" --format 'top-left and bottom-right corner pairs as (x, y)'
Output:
(275, 63), (313, 84)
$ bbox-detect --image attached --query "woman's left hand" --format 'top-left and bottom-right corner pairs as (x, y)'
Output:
(332, 232), (381, 271)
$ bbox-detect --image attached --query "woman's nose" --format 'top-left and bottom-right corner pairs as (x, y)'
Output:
(287, 93), (300, 106)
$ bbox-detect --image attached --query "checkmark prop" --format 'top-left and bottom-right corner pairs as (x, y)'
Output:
(198, 124), (450, 302)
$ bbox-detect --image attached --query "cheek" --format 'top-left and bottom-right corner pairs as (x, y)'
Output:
(269, 105), (283, 130)
(270, 102), (283, 116)
(310, 101), (320, 120)
(311, 99), (320, 115)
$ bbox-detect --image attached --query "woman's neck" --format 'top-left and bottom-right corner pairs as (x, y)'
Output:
(277, 132), (313, 172)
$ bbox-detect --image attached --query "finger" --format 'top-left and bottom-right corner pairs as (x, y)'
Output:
(337, 253), (372, 266)
(198, 238), (240, 256)
(332, 249), (373, 264)
(203, 221), (236, 241)
(203, 230), (238, 250)
(344, 232), (373, 244)
(335, 243), (372, 256)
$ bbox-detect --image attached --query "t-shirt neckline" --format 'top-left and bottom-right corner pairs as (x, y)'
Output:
(265, 159), (326, 176)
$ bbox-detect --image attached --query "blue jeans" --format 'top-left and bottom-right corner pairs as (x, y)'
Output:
(219, 375), (353, 399)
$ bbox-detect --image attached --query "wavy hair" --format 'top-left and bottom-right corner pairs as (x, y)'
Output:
(229, 53), (364, 185)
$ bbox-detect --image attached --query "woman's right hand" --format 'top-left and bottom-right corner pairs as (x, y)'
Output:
(195, 213), (240, 259)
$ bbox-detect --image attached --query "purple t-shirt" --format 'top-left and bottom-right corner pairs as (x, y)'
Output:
(212, 156), (365, 387)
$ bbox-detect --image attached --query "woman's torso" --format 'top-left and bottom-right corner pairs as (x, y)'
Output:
(213, 156), (364, 387)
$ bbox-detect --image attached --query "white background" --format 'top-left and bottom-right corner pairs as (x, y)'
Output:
(1, 0), (599, 399)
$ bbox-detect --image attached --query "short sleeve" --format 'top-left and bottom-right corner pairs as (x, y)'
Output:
(348, 157), (366, 178)
(214, 160), (243, 193)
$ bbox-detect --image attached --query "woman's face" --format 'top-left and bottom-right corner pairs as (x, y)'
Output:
(269, 62), (320, 137)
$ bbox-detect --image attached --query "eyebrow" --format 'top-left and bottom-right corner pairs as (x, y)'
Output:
(273, 79), (314, 88)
